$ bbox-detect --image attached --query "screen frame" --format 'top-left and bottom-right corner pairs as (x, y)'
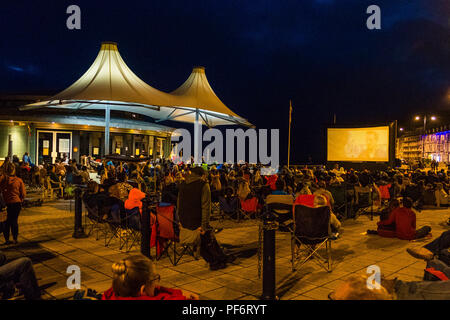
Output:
(325, 122), (396, 166)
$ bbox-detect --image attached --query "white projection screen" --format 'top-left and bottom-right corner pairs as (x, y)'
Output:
(327, 126), (390, 162)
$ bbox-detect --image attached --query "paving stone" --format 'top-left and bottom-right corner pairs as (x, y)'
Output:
(301, 286), (334, 300)
(180, 280), (223, 294)
(202, 287), (247, 300)
(7, 199), (450, 300)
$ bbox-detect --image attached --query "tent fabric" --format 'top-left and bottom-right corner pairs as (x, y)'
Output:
(27, 42), (179, 108)
(168, 67), (252, 127)
(21, 42), (252, 128)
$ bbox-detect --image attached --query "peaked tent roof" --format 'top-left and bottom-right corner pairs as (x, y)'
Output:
(21, 42), (252, 128)
(163, 66), (252, 127)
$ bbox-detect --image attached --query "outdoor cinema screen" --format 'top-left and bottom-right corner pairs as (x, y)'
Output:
(327, 126), (389, 162)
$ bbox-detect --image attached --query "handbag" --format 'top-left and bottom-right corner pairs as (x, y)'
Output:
(200, 231), (228, 266)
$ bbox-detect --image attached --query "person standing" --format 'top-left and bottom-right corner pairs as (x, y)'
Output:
(1, 164), (26, 245)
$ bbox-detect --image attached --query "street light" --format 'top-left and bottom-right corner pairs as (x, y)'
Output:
(414, 115), (437, 132)
(399, 127), (404, 131)
(414, 114), (437, 161)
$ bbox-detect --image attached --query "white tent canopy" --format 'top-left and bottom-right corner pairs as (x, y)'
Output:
(21, 42), (252, 157)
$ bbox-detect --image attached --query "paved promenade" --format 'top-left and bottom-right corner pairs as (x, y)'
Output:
(2, 200), (449, 300)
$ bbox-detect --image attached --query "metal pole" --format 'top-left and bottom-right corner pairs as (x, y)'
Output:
(194, 109), (201, 165)
(423, 115), (426, 161)
(261, 211), (278, 300)
(287, 101), (292, 168)
(72, 187), (88, 238)
(141, 197), (151, 258)
(105, 105), (110, 156)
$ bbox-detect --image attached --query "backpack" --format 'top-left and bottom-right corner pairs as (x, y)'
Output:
(200, 231), (228, 266)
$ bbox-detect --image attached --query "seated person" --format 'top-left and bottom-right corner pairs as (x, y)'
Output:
(83, 181), (110, 219)
(80, 166), (90, 184)
(177, 167), (233, 270)
(435, 183), (449, 207)
(266, 179), (293, 227)
(0, 250), (41, 300)
(313, 181), (334, 207)
(102, 255), (198, 300)
(379, 198), (400, 221)
(161, 182), (178, 205)
(313, 194), (341, 233)
(294, 193), (341, 232)
(373, 197), (431, 240)
(219, 187), (240, 219)
(407, 230), (450, 275)
(48, 165), (62, 188)
(237, 180), (251, 200)
(294, 182), (312, 198)
(331, 274), (450, 300)
(124, 188), (146, 214)
(108, 172), (133, 203)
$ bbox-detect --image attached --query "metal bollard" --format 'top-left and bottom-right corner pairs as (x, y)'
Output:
(140, 197), (151, 259)
(72, 187), (88, 238)
(261, 211), (278, 300)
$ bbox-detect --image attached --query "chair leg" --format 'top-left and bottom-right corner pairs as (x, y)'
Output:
(326, 240), (332, 272)
(291, 234), (296, 272)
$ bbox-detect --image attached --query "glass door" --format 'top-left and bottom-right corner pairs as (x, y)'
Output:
(37, 132), (53, 165)
(56, 132), (71, 160)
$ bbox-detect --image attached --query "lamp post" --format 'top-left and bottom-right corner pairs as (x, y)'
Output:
(414, 115), (437, 161)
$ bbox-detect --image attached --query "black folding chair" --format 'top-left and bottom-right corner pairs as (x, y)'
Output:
(291, 204), (333, 273)
(328, 185), (347, 219)
(265, 195), (294, 232)
(105, 204), (141, 252)
(83, 200), (108, 241)
(354, 186), (374, 220)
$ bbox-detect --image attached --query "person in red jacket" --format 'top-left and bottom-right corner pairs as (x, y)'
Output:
(102, 255), (199, 300)
(375, 197), (431, 240)
(1, 163), (26, 245)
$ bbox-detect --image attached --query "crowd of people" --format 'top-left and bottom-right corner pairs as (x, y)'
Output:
(1, 152), (450, 300)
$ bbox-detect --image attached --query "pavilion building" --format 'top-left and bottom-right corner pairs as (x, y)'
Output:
(1, 41), (251, 165)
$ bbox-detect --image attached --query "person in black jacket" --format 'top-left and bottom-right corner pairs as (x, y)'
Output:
(177, 167), (233, 270)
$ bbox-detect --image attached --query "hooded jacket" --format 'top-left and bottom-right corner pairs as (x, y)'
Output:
(125, 188), (146, 213)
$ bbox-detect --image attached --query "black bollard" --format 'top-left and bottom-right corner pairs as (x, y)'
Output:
(72, 187), (88, 238)
(140, 197), (151, 259)
(261, 212), (278, 300)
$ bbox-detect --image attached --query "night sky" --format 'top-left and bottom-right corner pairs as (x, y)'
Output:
(1, 1), (449, 164)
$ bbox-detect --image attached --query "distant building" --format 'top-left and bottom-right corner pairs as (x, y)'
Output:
(396, 125), (450, 164)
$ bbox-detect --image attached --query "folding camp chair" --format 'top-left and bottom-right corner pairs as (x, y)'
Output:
(328, 185), (348, 219)
(211, 190), (224, 221)
(266, 202), (293, 232)
(105, 204), (140, 252)
(83, 200), (108, 241)
(291, 204), (333, 273)
(121, 207), (141, 252)
(154, 203), (194, 266)
(240, 197), (259, 219)
(219, 195), (243, 221)
(266, 194), (294, 231)
(354, 186), (374, 220)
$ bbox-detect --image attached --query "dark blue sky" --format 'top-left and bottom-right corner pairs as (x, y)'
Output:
(1, 0), (449, 163)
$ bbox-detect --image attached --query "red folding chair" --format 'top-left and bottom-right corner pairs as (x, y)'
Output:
(153, 203), (193, 266)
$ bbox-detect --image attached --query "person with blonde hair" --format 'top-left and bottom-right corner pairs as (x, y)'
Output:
(331, 275), (393, 300)
(102, 255), (198, 300)
(331, 273), (450, 300)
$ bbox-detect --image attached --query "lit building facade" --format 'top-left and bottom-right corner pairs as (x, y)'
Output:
(0, 95), (174, 165)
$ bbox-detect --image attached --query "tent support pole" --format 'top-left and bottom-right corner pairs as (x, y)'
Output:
(194, 109), (201, 165)
(105, 105), (110, 156)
